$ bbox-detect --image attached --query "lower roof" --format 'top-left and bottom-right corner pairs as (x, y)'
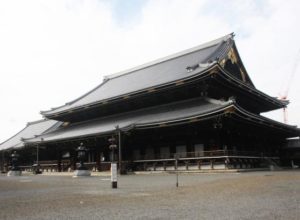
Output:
(0, 119), (60, 151)
(25, 97), (299, 144)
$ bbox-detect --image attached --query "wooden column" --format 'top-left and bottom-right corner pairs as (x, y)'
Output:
(96, 151), (101, 171)
(71, 150), (76, 171)
(0, 150), (4, 173)
(56, 146), (61, 172)
(118, 129), (123, 174)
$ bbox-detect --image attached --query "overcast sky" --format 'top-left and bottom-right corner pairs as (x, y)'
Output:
(1, 0), (300, 143)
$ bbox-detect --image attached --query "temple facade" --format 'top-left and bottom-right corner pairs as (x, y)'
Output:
(1, 33), (299, 173)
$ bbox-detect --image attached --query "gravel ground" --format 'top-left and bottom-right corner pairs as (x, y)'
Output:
(0, 171), (299, 220)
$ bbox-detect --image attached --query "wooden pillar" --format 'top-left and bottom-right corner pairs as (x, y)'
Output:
(225, 158), (229, 169)
(96, 151), (101, 171)
(198, 160), (202, 170)
(185, 161), (189, 170)
(0, 151), (4, 173)
(118, 129), (124, 174)
(56, 147), (61, 172)
(72, 150), (76, 171)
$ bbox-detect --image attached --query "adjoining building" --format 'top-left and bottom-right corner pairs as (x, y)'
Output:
(0, 119), (60, 172)
(283, 138), (300, 167)
(1, 33), (299, 172)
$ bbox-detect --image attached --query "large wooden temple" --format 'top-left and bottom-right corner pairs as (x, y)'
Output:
(1, 33), (299, 173)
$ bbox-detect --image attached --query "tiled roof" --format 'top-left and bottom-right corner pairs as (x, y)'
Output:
(0, 119), (61, 150)
(41, 34), (234, 116)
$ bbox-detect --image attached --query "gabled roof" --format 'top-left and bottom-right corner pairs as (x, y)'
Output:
(41, 33), (237, 117)
(41, 33), (285, 119)
(26, 97), (299, 145)
(0, 119), (61, 151)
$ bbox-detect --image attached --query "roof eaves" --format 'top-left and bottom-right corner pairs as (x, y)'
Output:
(42, 64), (219, 118)
(135, 103), (234, 129)
(216, 64), (286, 108)
(234, 104), (299, 133)
(24, 129), (114, 145)
(0, 119), (59, 151)
(0, 124), (30, 150)
(25, 97), (235, 144)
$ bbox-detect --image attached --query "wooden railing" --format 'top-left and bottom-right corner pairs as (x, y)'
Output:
(12, 150), (278, 172)
(133, 150), (275, 161)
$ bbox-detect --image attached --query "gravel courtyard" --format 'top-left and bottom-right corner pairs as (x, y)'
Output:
(0, 171), (299, 220)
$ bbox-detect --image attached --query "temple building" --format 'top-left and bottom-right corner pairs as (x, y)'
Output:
(0, 119), (60, 172)
(1, 33), (299, 172)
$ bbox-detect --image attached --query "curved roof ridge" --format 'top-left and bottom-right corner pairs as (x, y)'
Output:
(64, 79), (110, 106)
(105, 33), (234, 80)
(234, 103), (299, 131)
(0, 119), (59, 150)
(40, 121), (62, 135)
(0, 124), (29, 147)
(27, 118), (49, 126)
(41, 79), (110, 114)
(216, 64), (286, 108)
(1, 118), (52, 146)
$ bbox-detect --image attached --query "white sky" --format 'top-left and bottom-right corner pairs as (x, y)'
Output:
(1, 0), (300, 143)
